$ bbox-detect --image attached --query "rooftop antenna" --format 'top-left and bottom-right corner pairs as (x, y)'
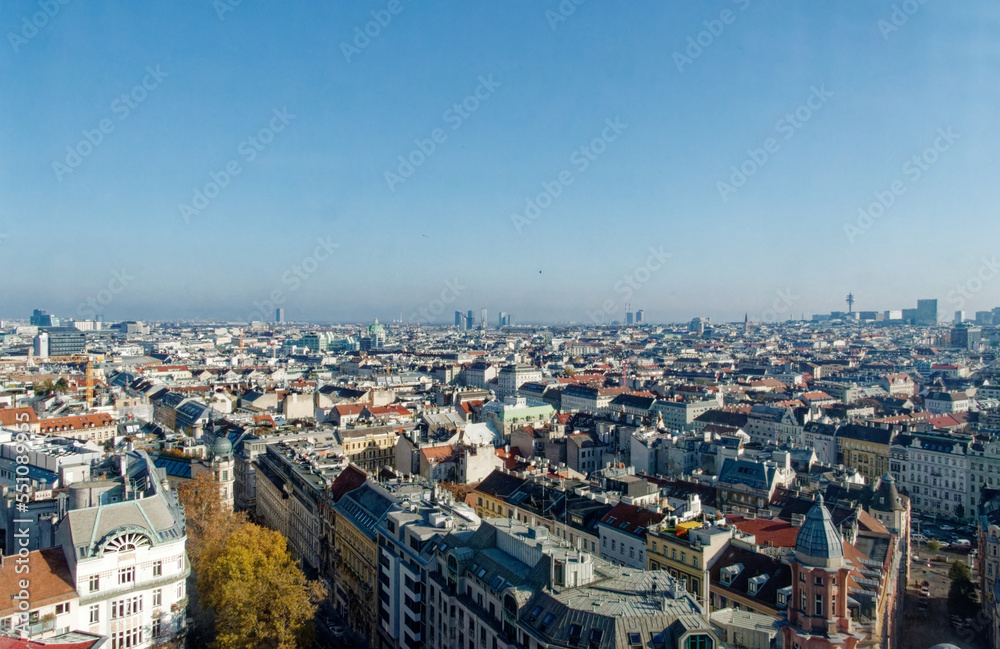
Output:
(845, 292), (855, 314)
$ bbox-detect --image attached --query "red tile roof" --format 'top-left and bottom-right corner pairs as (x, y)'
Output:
(0, 548), (76, 617)
(600, 502), (665, 538)
(38, 413), (114, 434)
(328, 464), (368, 502)
(420, 445), (455, 463)
(334, 404), (365, 416)
(0, 407), (38, 427)
(727, 516), (800, 548)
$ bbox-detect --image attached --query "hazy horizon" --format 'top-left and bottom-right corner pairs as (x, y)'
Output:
(3, 2), (999, 324)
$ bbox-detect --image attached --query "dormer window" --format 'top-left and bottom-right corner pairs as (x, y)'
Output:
(748, 574), (768, 595)
(721, 563), (743, 586)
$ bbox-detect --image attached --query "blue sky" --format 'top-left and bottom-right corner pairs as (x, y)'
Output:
(1, 1), (998, 324)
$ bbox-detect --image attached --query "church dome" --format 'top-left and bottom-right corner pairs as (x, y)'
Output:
(209, 432), (233, 460)
(795, 494), (844, 566)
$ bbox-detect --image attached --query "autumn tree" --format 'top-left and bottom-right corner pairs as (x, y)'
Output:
(177, 472), (246, 567)
(177, 471), (325, 649)
(199, 523), (326, 649)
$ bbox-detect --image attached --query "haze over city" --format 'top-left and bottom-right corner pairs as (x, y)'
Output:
(3, 2), (999, 323)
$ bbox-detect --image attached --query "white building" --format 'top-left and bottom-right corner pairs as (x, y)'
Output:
(497, 364), (541, 400)
(1, 450), (189, 646)
(892, 433), (971, 519)
(424, 517), (716, 649)
(651, 398), (720, 432)
(597, 501), (666, 569)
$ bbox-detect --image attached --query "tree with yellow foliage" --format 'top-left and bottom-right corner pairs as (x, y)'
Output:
(199, 524), (325, 649)
(178, 472), (326, 648)
(177, 472), (246, 567)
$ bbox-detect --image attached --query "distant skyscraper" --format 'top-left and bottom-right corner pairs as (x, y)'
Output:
(30, 309), (59, 327)
(635, 309), (644, 323)
(481, 308), (487, 329)
(625, 311), (634, 325)
(455, 311), (463, 327)
(955, 310), (966, 324)
(33, 332), (49, 358)
(498, 311), (507, 327)
(275, 307), (285, 323)
(952, 324), (982, 350)
(466, 310), (474, 330)
(916, 299), (938, 325)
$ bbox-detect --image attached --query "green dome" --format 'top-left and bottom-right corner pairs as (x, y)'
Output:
(209, 433), (232, 460)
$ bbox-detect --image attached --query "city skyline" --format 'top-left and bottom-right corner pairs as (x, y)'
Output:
(3, 3), (999, 323)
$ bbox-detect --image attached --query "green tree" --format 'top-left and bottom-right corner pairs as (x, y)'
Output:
(949, 561), (972, 582)
(948, 560), (979, 617)
(927, 539), (941, 552)
(54, 377), (68, 393)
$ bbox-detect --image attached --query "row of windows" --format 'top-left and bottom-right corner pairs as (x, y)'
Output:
(87, 559), (177, 593)
(88, 586), (179, 624)
(649, 543), (699, 568)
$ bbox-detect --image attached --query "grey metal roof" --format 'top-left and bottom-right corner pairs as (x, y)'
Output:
(794, 495), (844, 563)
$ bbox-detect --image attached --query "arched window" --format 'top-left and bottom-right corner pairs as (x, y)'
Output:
(102, 531), (151, 553)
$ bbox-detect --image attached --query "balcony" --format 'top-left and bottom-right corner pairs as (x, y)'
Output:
(27, 617), (55, 636)
(78, 565), (191, 606)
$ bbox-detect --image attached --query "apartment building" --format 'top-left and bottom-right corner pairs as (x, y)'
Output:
(425, 518), (718, 649)
(1, 451), (189, 646)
